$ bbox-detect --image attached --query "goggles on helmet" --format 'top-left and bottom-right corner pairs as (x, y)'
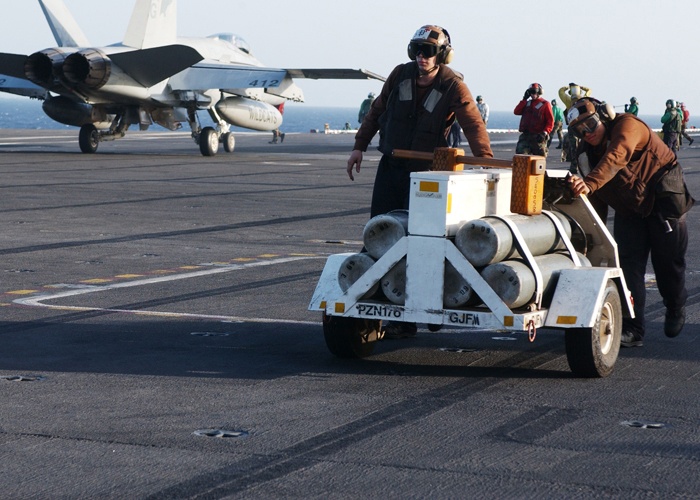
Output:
(408, 42), (439, 59)
(570, 114), (601, 139)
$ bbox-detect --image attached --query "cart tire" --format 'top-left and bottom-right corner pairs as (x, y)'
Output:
(565, 279), (621, 378)
(322, 313), (380, 359)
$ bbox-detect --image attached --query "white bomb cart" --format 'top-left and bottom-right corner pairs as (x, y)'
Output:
(309, 151), (634, 377)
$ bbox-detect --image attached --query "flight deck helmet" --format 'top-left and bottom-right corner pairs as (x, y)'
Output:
(407, 25), (454, 64)
(567, 97), (616, 138)
(528, 83), (543, 96)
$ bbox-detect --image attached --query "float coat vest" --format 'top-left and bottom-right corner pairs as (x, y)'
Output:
(377, 62), (461, 161)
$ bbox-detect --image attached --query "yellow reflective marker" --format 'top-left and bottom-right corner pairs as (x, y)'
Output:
(320, 300), (327, 310)
(5, 289), (39, 295)
(334, 303), (345, 313)
(115, 274), (143, 279)
(503, 316), (514, 327)
(419, 181), (440, 192)
(556, 316), (578, 325)
(80, 278), (112, 284)
(447, 193), (453, 213)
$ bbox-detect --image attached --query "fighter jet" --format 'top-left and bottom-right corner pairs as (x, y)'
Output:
(0, 0), (385, 156)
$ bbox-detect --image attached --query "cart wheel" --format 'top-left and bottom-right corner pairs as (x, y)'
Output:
(565, 279), (622, 378)
(322, 313), (380, 359)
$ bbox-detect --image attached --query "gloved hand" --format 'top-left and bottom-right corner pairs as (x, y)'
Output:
(536, 132), (548, 143)
(523, 89), (531, 100)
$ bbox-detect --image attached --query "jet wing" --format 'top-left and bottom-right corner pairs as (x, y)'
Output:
(0, 54), (47, 98)
(285, 68), (387, 82)
(110, 45), (203, 88)
(169, 63), (289, 92)
(0, 53), (29, 80)
(0, 74), (47, 98)
(168, 63), (386, 93)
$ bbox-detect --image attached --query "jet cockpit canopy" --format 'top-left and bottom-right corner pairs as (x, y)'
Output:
(208, 33), (251, 55)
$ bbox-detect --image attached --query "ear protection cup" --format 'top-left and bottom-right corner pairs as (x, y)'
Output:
(441, 45), (454, 64)
(583, 98), (616, 123)
(598, 101), (616, 122)
(440, 27), (453, 64)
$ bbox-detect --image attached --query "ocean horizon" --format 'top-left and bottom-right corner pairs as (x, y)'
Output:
(0, 95), (669, 134)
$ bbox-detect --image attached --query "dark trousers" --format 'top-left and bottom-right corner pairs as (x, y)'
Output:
(614, 211), (688, 337)
(664, 131), (679, 151)
(516, 132), (548, 157)
(370, 155), (414, 217)
(681, 124), (693, 144)
(547, 122), (563, 147)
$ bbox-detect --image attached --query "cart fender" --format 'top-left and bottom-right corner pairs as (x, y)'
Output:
(308, 253), (356, 312)
(544, 267), (634, 328)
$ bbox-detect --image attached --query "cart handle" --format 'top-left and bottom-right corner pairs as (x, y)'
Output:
(392, 149), (514, 169)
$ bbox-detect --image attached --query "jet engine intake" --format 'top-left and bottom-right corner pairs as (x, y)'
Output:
(215, 97), (282, 131)
(63, 49), (111, 89)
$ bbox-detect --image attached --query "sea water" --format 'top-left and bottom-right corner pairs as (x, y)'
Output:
(0, 96), (663, 133)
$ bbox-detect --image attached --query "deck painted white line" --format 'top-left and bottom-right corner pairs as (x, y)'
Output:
(14, 256), (324, 325)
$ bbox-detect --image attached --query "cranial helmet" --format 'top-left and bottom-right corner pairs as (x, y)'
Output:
(551, 99), (557, 105)
(368, 92), (375, 98)
(407, 25), (454, 64)
(567, 98), (598, 129)
(528, 83), (543, 95)
(630, 97), (638, 104)
(567, 97), (616, 135)
(476, 95), (483, 101)
(666, 99), (675, 107)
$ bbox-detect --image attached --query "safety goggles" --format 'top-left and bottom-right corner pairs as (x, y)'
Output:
(570, 114), (601, 139)
(408, 42), (439, 59)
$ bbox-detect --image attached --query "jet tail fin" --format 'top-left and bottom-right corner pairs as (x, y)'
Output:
(123, 0), (178, 49)
(38, 0), (91, 47)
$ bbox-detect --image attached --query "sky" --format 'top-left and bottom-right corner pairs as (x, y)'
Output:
(1, 0), (698, 117)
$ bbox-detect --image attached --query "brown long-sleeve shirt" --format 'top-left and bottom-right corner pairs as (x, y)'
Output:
(582, 113), (677, 216)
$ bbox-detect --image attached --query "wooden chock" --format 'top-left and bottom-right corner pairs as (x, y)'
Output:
(432, 147), (465, 171)
(510, 154), (546, 215)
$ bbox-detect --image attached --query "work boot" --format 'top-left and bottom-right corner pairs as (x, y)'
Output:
(664, 306), (686, 338)
(620, 330), (643, 348)
(690, 138), (695, 145)
(280, 133), (285, 143)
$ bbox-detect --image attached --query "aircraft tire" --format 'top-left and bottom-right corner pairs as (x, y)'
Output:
(79, 124), (99, 154)
(199, 127), (218, 156)
(222, 132), (235, 153)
